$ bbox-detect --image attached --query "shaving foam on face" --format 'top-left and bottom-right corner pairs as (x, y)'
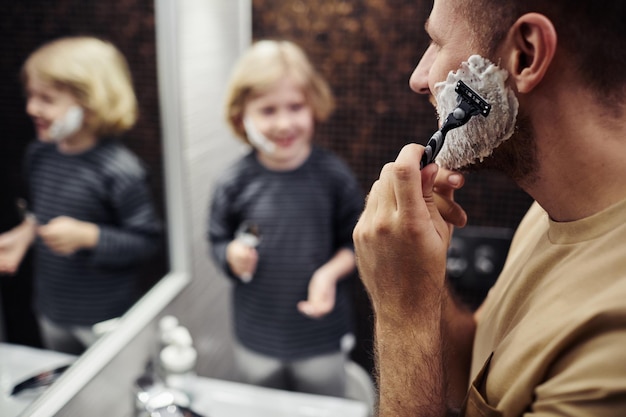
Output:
(434, 55), (518, 170)
(49, 105), (84, 143)
(243, 116), (277, 155)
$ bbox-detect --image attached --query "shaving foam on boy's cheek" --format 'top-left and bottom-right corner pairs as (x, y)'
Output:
(434, 55), (519, 170)
(49, 105), (84, 143)
(243, 116), (277, 155)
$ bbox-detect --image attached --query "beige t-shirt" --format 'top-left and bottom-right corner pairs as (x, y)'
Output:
(465, 198), (626, 417)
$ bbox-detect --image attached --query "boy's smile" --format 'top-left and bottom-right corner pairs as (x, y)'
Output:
(26, 76), (79, 142)
(25, 75), (94, 153)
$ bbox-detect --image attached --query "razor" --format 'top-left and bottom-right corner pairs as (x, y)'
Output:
(420, 80), (491, 169)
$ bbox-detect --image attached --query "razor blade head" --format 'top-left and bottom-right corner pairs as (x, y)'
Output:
(455, 80), (491, 117)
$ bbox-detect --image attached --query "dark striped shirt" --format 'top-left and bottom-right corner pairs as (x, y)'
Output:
(26, 139), (162, 326)
(208, 146), (364, 360)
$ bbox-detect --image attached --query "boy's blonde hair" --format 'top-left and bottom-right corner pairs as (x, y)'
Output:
(22, 36), (138, 137)
(224, 40), (335, 143)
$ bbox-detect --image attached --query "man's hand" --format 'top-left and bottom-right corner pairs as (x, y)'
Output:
(352, 144), (469, 417)
(38, 216), (99, 256)
(353, 144), (454, 318)
(434, 168), (467, 233)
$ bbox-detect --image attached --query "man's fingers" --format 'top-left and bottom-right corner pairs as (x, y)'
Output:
(434, 193), (467, 227)
(433, 167), (466, 227)
(391, 144), (428, 216)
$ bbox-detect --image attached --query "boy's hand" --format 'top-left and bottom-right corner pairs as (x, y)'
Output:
(38, 216), (99, 256)
(226, 239), (259, 282)
(0, 218), (36, 275)
(297, 269), (337, 318)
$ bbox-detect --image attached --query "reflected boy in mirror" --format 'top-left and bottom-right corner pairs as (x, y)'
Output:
(0, 36), (162, 354)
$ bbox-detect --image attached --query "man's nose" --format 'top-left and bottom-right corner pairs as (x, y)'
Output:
(409, 44), (435, 95)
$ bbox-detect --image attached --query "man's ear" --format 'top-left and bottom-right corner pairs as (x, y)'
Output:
(504, 13), (557, 93)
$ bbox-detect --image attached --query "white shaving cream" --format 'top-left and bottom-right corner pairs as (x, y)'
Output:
(434, 55), (518, 170)
(49, 105), (84, 143)
(243, 116), (277, 155)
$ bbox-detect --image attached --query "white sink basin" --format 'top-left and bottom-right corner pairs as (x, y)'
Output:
(186, 376), (369, 417)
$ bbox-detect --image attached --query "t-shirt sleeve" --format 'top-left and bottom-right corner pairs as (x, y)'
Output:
(91, 162), (162, 267)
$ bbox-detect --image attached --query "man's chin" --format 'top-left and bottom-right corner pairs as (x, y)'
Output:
(447, 139), (538, 187)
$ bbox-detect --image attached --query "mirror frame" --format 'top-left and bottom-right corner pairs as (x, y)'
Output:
(19, 1), (191, 415)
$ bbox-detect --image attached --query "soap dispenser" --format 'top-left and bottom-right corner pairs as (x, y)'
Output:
(158, 315), (180, 347)
(159, 325), (197, 398)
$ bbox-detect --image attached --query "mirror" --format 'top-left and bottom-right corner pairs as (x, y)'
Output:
(0, 1), (184, 414)
(9, 0), (249, 415)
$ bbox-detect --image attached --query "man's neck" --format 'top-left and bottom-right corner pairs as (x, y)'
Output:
(523, 96), (626, 222)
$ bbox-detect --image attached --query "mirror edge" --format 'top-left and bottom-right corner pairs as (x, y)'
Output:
(19, 1), (191, 415)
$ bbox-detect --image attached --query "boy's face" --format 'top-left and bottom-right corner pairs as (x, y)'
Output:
(243, 76), (315, 170)
(25, 74), (83, 144)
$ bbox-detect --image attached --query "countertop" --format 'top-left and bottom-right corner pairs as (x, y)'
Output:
(0, 343), (77, 417)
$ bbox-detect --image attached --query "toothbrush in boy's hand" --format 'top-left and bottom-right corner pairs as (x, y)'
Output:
(235, 222), (261, 282)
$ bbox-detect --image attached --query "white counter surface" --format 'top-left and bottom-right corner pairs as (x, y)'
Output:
(186, 376), (370, 417)
(0, 343), (77, 417)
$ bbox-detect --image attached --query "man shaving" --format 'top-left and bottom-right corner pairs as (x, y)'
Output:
(353, 1), (626, 416)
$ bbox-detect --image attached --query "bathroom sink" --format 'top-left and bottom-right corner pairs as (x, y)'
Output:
(0, 343), (77, 417)
(186, 376), (369, 417)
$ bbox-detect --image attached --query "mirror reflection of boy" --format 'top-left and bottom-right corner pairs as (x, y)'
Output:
(0, 36), (162, 355)
(208, 40), (364, 397)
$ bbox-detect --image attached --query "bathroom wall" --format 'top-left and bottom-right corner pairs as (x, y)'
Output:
(157, 0), (251, 380)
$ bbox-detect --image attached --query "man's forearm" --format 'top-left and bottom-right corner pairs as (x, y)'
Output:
(443, 290), (476, 406)
(374, 304), (448, 417)
(373, 289), (475, 417)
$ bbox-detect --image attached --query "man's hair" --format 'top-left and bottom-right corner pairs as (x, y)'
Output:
(22, 36), (138, 137)
(223, 40), (335, 143)
(465, 0), (626, 106)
